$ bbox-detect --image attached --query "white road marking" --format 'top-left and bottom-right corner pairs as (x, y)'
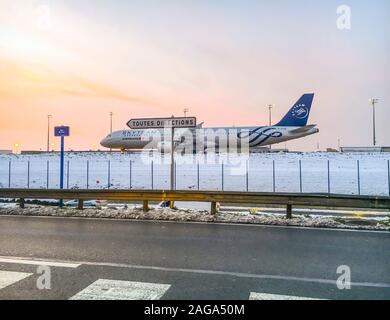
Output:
(70, 279), (171, 300)
(250, 292), (324, 300)
(1, 255), (390, 289)
(0, 257), (80, 268)
(0, 270), (32, 290)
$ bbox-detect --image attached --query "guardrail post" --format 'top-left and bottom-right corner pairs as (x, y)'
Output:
(143, 200), (149, 212)
(19, 198), (25, 209)
(210, 202), (217, 215)
(286, 204), (292, 219)
(77, 199), (84, 210)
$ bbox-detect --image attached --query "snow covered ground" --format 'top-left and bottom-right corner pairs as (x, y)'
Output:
(0, 205), (389, 231)
(0, 151), (390, 196)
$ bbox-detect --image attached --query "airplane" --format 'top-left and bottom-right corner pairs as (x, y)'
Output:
(100, 93), (319, 152)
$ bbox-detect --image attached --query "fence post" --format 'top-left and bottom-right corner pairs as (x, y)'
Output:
(46, 160), (49, 189)
(388, 160), (390, 197)
(299, 160), (302, 193)
(174, 161), (177, 190)
(67, 160), (70, 189)
(77, 199), (84, 210)
(221, 162), (224, 191)
(151, 161), (154, 190)
(86, 160), (89, 189)
(197, 162), (200, 191)
(8, 160), (11, 188)
(357, 160), (361, 195)
(327, 160), (331, 194)
(129, 160), (132, 190)
(272, 160), (276, 192)
(107, 160), (111, 189)
(246, 160), (249, 192)
(27, 161), (30, 189)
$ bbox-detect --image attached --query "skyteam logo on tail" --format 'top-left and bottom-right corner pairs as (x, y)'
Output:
(274, 94), (314, 127)
(292, 104), (309, 119)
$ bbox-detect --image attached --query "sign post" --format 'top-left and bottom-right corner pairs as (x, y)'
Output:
(127, 117), (197, 197)
(54, 126), (70, 207)
(170, 125), (174, 191)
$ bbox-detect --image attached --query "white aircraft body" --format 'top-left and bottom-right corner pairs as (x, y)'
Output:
(100, 94), (319, 152)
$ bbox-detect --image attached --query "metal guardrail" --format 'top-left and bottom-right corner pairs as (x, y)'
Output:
(0, 189), (389, 218)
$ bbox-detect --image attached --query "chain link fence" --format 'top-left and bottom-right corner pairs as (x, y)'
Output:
(1, 154), (389, 196)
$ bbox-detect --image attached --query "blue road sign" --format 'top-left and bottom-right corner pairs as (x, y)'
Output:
(54, 126), (70, 137)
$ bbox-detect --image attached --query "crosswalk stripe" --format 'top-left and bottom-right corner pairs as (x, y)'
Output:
(0, 257), (80, 268)
(0, 271), (33, 290)
(70, 279), (171, 300)
(250, 292), (324, 300)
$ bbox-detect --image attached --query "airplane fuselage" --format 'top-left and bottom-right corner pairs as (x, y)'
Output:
(100, 125), (319, 151)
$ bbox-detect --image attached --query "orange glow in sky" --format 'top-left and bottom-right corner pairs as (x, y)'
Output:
(1, 1), (389, 151)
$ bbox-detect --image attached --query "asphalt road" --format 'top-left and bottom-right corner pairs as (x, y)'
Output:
(0, 215), (389, 300)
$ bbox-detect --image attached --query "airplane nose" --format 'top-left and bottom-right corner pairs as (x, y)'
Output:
(100, 138), (109, 148)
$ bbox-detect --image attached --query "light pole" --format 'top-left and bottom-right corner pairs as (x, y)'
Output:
(109, 112), (114, 152)
(47, 115), (52, 152)
(168, 115), (176, 209)
(109, 112), (114, 134)
(369, 98), (379, 146)
(267, 104), (273, 126)
(267, 104), (273, 150)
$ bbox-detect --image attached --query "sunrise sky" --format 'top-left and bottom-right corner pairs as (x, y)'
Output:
(0, 0), (389, 151)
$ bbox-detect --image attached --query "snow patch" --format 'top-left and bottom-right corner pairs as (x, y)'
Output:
(0, 206), (389, 231)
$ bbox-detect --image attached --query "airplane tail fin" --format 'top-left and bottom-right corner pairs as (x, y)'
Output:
(275, 94), (314, 127)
